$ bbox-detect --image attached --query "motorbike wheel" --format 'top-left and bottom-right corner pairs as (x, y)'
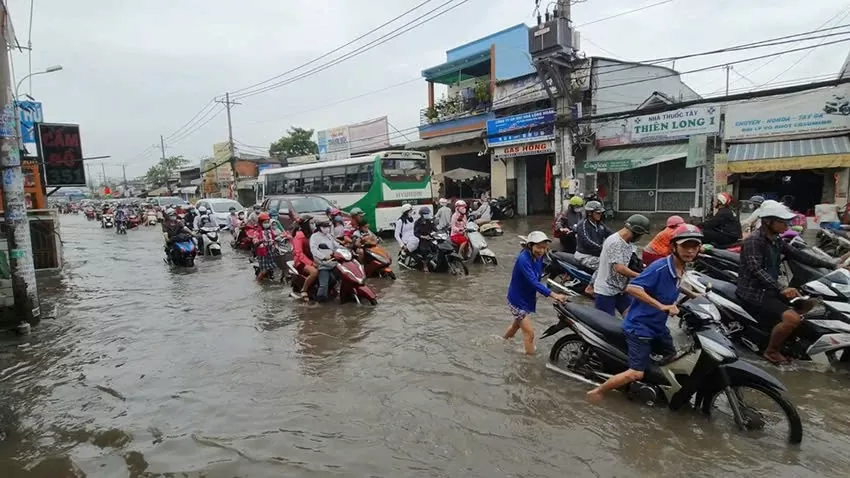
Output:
(387, 271), (397, 280)
(448, 260), (469, 276)
(482, 256), (498, 265)
(504, 208), (515, 219)
(701, 382), (803, 445)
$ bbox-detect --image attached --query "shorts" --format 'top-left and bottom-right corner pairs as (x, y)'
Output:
(508, 303), (531, 322)
(625, 331), (676, 372)
(594, 293), (631, 316)
(451, 234), (468, 246)
(256, 254), (276, 272)
(740, 293), (791, 328)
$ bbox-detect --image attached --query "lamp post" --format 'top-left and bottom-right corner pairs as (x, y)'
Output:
(15, 65), (63, 99)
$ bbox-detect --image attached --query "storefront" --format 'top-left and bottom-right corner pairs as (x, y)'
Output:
(586, 103), (719, 216)
(723, 86), (850, 214)
(486, 108), (556, 215)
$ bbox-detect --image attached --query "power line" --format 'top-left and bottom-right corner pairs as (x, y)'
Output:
(231, 0), (472, 100)
(167, 106), (225, 145)
(574, 0), (675, 28)
(162, 100), (217, 142)
(228, 0), (437, 97)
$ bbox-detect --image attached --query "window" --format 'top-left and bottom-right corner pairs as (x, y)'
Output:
(301, 169), (321, 193)
(346, 163), (374, 192)
(290, 196), (334, 214)
(381, 158), (427, 182)
(322, 166), (347, 193)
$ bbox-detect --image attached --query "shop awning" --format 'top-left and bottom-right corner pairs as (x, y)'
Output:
(422, 49), (491, 85)
(583, 143), (689, 173)
(147, 187), (169, 196)
(405, 130), (484, 151)
(179, 186), (198, 194)
(728, 136), (850, 173)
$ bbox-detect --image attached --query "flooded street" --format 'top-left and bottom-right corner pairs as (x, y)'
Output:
(2, 215), (850, 477)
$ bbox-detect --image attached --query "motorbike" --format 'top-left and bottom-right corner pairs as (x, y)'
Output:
(465, 222), (498, 265)
(824, 94), (850, 116)
(287, 246), (378, 304)
(146, 212), (158, 226)
(197, 226), (223, 257)
(695, 247), (741, 284)
(115, 218), (127, 234)
(85, 209), (95, 221)
(399, 233), (469, 275)
(165, 234), (198, 267)
(359, 240), (396, 279)
(542, 250), (595, 297)
(127, 213), (141, 229)
(816, 227), (850, 258)
(101, 214), (114, 229)
(489, 197), (515, 219)
(231, 225), (260, 251)
(683, 271), (850, 365)
(540, 296), (803, 444)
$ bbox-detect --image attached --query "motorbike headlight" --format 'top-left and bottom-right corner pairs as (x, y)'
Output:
(698, 334), (737, 362)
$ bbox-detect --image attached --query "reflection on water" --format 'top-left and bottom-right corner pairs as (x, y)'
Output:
(0, 215), (848, 477)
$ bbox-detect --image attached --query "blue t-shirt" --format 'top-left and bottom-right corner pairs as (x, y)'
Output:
(506, 249), (552, 313)
(622, 255), (679, 338)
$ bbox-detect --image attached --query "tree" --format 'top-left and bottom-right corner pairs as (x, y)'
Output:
(145, 155), (189, 188)
(269, 127), (318, 158)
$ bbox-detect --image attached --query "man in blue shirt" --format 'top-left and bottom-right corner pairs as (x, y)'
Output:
(587, 224), (703, 402)
(506, 231), (567, 355)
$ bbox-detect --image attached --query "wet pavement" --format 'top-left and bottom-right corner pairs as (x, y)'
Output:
(1, 215), (850, 477)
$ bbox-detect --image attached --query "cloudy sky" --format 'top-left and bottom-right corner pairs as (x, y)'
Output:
(6, 0), (849, 179)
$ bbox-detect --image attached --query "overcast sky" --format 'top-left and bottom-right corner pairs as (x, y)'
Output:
(6, 0), (849, 179)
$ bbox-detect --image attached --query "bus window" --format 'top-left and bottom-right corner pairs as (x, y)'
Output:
(382, 158), (428, 182)
(301, 169), (321, 193)
(346, 163), (374, 192)
(323, 167), (347, 193)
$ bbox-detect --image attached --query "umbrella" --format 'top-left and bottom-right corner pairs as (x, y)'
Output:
(441, 168), (490, 182)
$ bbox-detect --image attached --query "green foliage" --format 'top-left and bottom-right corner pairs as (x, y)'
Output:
(145, 155), (189, 187)
(269, 127), (318, 158)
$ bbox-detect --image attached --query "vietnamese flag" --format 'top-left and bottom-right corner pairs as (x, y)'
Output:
(544, 159), (552, 195)
(104, 186), (111, 195)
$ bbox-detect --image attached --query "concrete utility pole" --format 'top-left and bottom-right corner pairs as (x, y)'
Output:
(160, 134), (166, 161)
(121, 163), (128, 197)
(0, 2), (40, 325)
(214, 93), (241, 198)
(554, 0), (574, 214)
(725, 65), (731, 96)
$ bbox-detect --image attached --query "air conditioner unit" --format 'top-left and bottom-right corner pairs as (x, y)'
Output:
(529, 17), (573, 58)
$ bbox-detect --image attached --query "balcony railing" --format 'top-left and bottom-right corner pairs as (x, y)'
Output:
(420, 89), (492, 126)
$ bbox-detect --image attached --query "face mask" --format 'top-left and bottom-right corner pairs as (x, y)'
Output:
(422, 214), (431, 220)
(320, 226), (331, 234)
(262, 222), (271, 229)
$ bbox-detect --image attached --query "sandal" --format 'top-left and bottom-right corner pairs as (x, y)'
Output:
(300, 291), (310, 301)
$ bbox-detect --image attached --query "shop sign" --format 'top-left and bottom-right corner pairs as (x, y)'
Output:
(493, 140), (555, 159)
(36, 123), (86, 187)
(492, 75), (549, 110)
(714, 153), (728, 194)
(486, 109), (555, 147)
(725, 85), (850, 141)
(16, 100), (42, 144)
(629, 105), (719, 143)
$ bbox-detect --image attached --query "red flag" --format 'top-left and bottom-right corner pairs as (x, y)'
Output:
(104, 186), (111, 195)
(544, 159), (552, 195)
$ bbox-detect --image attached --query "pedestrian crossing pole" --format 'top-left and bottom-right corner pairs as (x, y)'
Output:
(0, 2), (40, 327)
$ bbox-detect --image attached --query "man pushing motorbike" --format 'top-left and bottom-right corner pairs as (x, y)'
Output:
(736, 202), (839, 364)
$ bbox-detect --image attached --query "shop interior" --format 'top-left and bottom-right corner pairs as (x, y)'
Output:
(441, 153), (491, 199)
(734, 170), (825, 215)
(523, 155), (554, 215)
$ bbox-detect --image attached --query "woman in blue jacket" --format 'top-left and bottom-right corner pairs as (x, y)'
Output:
(506, 231), (567, 354)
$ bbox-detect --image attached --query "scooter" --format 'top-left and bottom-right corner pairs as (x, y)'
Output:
(542, 250), (595, 297)
(360, 241), (396, 279)
(683, 271), (850, 365)
(540, 295), (803, 444)
(165, 234), (197, 267)
(231, 225), (260, 251)
(197, 226), (222, 257)
(146, 212), (158, 226)
(101, 214), (114, 229)
(465, 222), (498, 265)
(398, 233), (469, 275)
(115, 218), (127, 234)
(489, 197), (515, 219)
(287, 246), (378, 304)
(85, 209), (95, 221)
(127, 213), (141, 229)
(695, 247), (741, 283)
(824, 95), (850, 116)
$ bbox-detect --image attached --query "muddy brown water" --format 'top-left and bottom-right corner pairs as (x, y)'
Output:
(1, 215), (850, 477)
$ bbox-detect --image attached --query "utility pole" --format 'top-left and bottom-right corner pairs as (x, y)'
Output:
(121, 163), (128, 197)
(100, 161), (107, 191)
(556, 0), (574, 214)
(214, 93), (241, 199)
(725, 65), (731, 96)
(0, 2), (40, 326)
(160, 135), (166, 161)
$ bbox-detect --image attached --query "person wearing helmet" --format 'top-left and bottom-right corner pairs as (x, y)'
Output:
(697, 192), (741, 247)
(642, 215), (685, 265)
(434, 198), (452, 232)
(741, 195), (766, 234)
(451, 200), (471, 258)
(470, 198), (492, 226)
(413, 206), (437, 265)
(247, 204), (262, 226)
(292, 215), (318, 300)
(592, 214), (650, 315)
(575, 200), (614, 270)
(742, 198), (781, 235)
(554, 196), (585, 253)
(736, 202), (837, 364)
(348, 207), (366, 229)
(587, 224), (703, 402)
(161, 207), (194, 259)
(310, 218), (339, 301)
(394, 203), (419, 254)
(506, 231), (568, 355)
(253, 212), (281, 281)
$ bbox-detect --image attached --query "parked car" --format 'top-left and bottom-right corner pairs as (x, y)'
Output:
(195, 198), (245, 229)
(149, 196), (189, 209)
(261, 195), (348, 231)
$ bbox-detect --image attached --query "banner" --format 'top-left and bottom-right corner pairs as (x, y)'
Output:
(317, 126), (349, 161)
(714, 153), (728, 194)
(36, 123), (86, 187)
(725, 85), (850, 141)
(493, 140), (555, 159)
(492, 75), (549, 110)
(486, 108), (556, 147)
(629, 105), (719, 143)
(15, 100), (42, 145)
(317, 116), (390, 160)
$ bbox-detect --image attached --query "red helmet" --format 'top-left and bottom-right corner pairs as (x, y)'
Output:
(329, 208), (341, 216)
(666, 215), (685, 228)
(671, 224), (703, 245)
(716, 192), (733, 206)
(257, 212), (271, 222)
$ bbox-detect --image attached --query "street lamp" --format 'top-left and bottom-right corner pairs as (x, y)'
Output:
(15, 65), (63, 98)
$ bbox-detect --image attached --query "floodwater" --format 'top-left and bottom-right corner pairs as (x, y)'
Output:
(1, 215), (850, 477)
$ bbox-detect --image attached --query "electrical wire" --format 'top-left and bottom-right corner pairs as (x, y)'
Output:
(166, 106), (226, 145)
(162, 100), (217, 142)
(231, 0), (472, 100)
(228, 0), (437, 97)
(574, 0), (675, 28)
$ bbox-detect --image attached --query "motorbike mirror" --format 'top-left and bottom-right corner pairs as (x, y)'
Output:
(318, 243), (330, 250)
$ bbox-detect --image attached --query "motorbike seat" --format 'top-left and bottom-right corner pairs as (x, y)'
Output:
(708, 248), (740, 264)
(563, 302), (626, 350)
(706, 277), (739, 302)
(551, 251), (594, 273)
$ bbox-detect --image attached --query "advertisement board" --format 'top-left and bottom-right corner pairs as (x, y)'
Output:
(211, 142), (233, 183)
(493, 140), (555, 159)
(15, 100), (42, 145)
(595, 105), (719, 147)
(492, 75), (549, 110)
(317, 126), (350, 161)
(486, 109), (556, 147)
(36, 123), (86, 187)
(318, 116), (390, 161)
(725, 85), (850, 141)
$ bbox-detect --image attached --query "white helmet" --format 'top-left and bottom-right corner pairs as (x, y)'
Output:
(758, 202), (795, 221)
(438, 198), (448, 206)
(520, 230), (551, 245)
(401, 203), (412, 213)
(198, 206), (207, 214)
(455, 200), (467, 208)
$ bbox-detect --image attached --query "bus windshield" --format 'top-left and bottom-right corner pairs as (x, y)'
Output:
(381, 158), (428, 182)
